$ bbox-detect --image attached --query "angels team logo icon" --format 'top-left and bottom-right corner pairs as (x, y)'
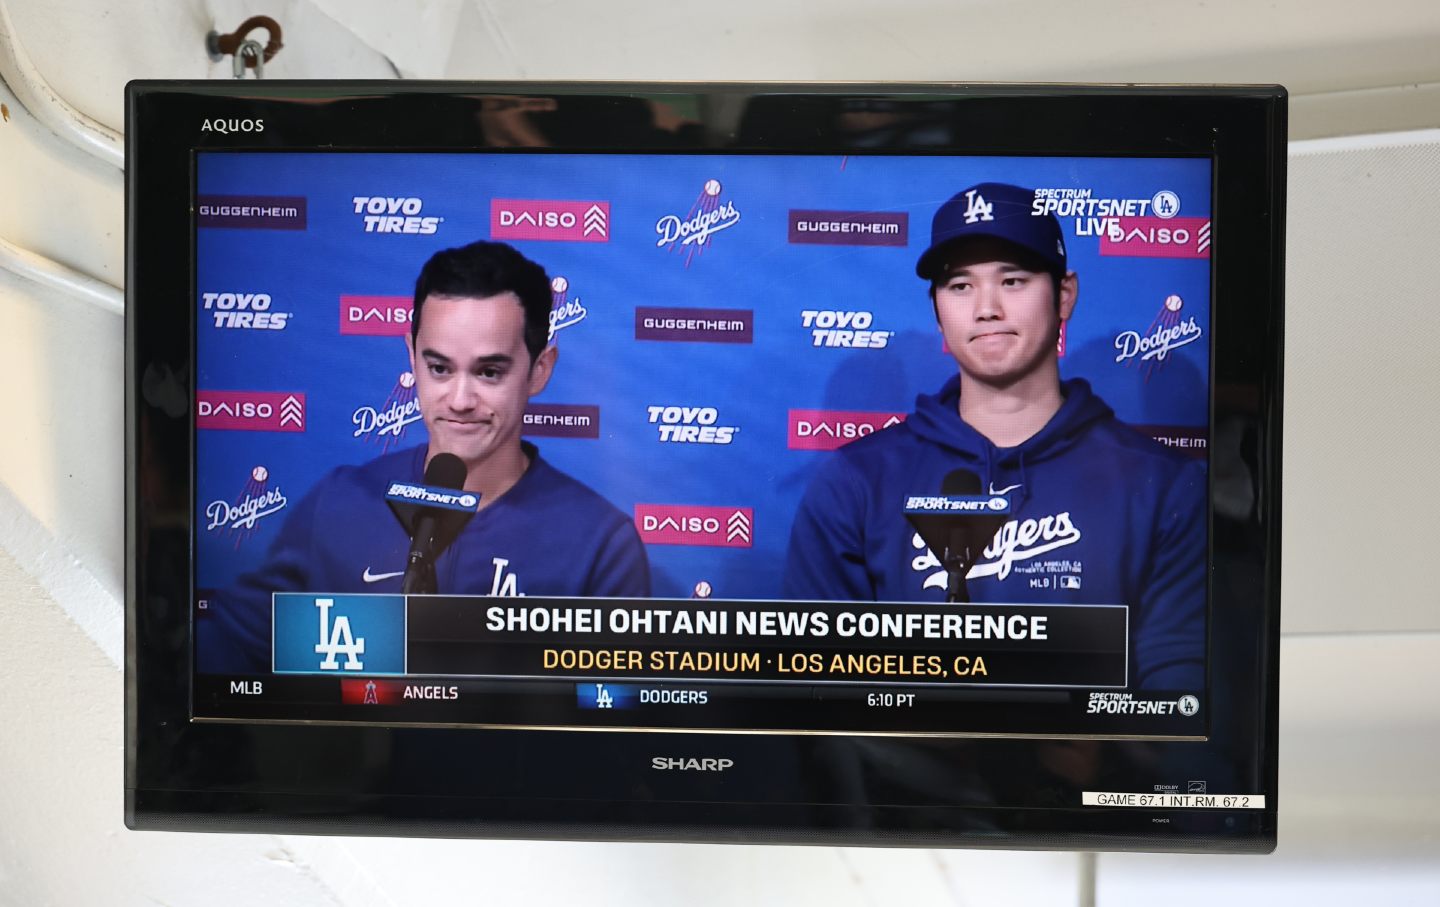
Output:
(548, 275), (588, 341)
(1114, 293), (1204, 381)
(205, 465), (288, 548)
(353, 371), (422, 450)
(655, 179), (742, 267)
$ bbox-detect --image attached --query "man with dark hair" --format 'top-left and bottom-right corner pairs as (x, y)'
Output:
(200, 240), (649, 674)
(783, 183), (1204, 690)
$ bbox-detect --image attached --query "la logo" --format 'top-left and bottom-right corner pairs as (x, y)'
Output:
(314, 597), (365, 670)
(489, 557), (524, 597)
(963, 190), (994, 224)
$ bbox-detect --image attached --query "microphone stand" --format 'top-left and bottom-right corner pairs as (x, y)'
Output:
(942, 540), (970, 604)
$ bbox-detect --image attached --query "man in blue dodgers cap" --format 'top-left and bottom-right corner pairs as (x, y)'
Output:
(783, 183), (1206, 691)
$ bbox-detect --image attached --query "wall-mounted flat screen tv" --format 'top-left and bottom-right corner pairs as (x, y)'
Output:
(127, 82), (1284, 852)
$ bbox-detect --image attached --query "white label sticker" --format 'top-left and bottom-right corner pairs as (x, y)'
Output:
(1082, 792), (1266, 809)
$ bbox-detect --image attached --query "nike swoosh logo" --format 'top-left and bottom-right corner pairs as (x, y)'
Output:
(362, 568), (404, 583)
(989, 483), (1022, 495)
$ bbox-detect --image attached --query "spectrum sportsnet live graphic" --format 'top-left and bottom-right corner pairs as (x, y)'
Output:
(195, 151), (1210, 600)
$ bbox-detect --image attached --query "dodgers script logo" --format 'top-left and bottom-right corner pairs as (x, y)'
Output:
(205, 466), (286, 547)
(656, 179), (741, 267)
(548, 276), (588, 341)
(353, 371), (422, 450)
(1115, 294), (1204, 381)
(273, 593), (405, 675)
(910, 507), (1082, 588)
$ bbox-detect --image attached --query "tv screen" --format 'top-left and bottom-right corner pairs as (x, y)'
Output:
(127, 83), (1284, 851)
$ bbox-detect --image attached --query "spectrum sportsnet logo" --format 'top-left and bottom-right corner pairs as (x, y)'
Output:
(635, 504), (753, 548)
(1032, 187), (1179, 239)
(657, 179), (741, 267)
(1115, 294), (1204, 379)
(491, 200), (609, 242)
(801, 310), (891, 348)
(205, 466), (287, 541)
(352, 196), (443, 234)
(340, 295), (413, 336)
(201, 292), (290, 330)
(788, 410), (904, 451)
(354, 372), (421, 449)
(197, 391), (305, 432)
(648, 405), (738, 444)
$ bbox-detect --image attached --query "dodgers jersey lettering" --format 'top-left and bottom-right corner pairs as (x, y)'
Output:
(783, 377), (1205, 690)
(198, 443), (649, 674)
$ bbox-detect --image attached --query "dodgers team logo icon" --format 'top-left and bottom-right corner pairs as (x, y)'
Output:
(353, 371), (421, 450)
(272, 593), (406, 674)
(205, 465), (287, 548)
(548, 275), (588, 341)
(1114, 293), (1204, 381)
(656, 179), (741, 267)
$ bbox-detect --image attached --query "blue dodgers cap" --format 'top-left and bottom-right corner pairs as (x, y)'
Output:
(915, 182), (1067, 280)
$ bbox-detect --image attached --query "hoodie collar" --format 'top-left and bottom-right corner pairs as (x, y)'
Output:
(906, 375), (1113, 498)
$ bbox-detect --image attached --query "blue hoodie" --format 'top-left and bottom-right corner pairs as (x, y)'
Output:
(783, 377), (1204, 690)
(198, 443), (650, 674)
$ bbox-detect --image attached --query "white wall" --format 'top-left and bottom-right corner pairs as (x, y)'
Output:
(2, 2), (1439, 904)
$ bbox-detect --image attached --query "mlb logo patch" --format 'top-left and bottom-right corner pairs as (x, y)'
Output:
(273, 593), (406, 675)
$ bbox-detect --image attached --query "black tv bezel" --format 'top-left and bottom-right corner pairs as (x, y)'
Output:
(126, 81), (1284, 852)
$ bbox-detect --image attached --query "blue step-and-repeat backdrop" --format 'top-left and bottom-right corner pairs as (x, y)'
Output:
(196, 152), (1211, 600)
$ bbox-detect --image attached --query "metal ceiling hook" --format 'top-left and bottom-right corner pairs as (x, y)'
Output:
(206, 15), (283, 78)
(233, 40), (264, 79)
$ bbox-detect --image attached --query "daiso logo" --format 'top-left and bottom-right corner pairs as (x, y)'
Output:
(635, 504), (753, 548)
(340, 295), (413, 336)
(197, 391), (305, 432)
(788, 410), (904, 450)
(491, 200), (610, 242)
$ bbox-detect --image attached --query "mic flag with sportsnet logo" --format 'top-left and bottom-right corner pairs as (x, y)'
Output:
(385, 454), (479, 574)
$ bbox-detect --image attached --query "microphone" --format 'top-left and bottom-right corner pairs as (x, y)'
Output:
(902, 469), (1010, 604)
(401, 453), (468, 595)
(940, 470), (982, 604)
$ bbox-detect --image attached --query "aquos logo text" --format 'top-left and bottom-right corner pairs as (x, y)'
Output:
(651, 757), (734, 772)
(201, 118), (263, 134)
(201, 292), (290, 330)
(787, 410), (904, 451)
(801, 310), (891, 348)
(352, 197), (442, 234)
(636, 505), (753, 548)
(648, 405), (738, 444)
